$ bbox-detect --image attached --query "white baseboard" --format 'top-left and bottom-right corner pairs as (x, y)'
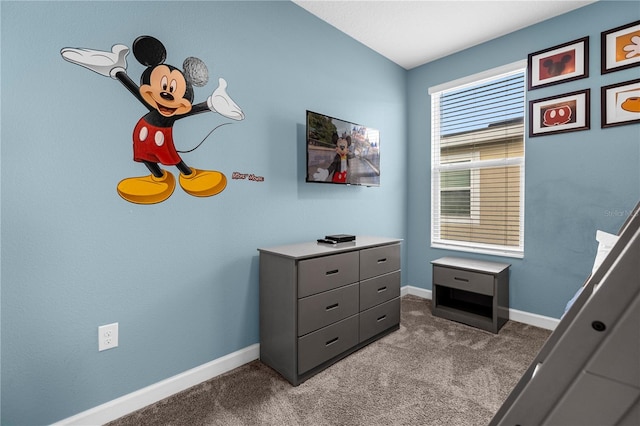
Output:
(403, 285), (431, 299)
(54, 343), (260, 426)
(403, 285), (559, 331)
(57, 289), (557, 425)
(508, 308), (559, 330)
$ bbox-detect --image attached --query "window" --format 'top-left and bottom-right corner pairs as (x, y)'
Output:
(439, 152), (479, 223)
(430, 62), (526, 258)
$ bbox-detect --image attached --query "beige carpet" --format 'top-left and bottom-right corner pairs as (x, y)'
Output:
(107, 295), (550, 425)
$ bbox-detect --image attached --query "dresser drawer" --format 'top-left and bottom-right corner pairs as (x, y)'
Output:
(298, 283), (359, 336)
(359, 297), (400, 343)
(359, 244), (400, 280)
(298, 251), (359, 298)
(360, 271), (400, 311)
(298, 314), (359, 374)
(433, 265), (494, 296)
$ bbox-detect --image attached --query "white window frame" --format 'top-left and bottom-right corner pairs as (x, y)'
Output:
(429, 60), (526, 259)
(437, 152), (480, 225)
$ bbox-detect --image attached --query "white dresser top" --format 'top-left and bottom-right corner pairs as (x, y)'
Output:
(431, 256), (510, 274)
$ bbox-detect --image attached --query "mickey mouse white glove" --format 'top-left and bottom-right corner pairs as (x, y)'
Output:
(623, 35), (640, 59)
(60, 44), (129, 79)
(313, 168), (329, 181)
(207, 78), (245, 121)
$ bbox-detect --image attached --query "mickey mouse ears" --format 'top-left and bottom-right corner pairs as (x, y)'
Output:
(132, 35), (209, 87)
(183, 57), (209, 87)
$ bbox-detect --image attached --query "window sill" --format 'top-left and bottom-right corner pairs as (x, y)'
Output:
(431, 242), (524, 259)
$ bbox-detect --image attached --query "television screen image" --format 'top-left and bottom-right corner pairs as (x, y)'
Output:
(306, 110), (380, 187)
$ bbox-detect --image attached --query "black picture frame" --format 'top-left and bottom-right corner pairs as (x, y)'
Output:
(601, 20), (640, 74)
(601, 78), (640, 128)
(527, 37), (589, 90)
(529, 89), (590, 137)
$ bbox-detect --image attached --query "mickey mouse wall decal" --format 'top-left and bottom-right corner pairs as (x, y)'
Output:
(61, 35), (245, 204)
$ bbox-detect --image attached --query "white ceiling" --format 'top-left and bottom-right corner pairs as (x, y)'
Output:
(292, 0), (597, 70)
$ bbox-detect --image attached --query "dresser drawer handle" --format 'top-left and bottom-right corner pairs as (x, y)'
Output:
(377, 286), (387, 293)
(326, 337), (339, 346)
(326, 303), (339, 311)
(377, 258), (387, 263)
(377, 315), (387, 322)
(454, 277), (469, 282)
(325, 269), (339, 276)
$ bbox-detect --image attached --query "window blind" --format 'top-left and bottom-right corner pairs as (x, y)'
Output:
(431, 67), (525, 258)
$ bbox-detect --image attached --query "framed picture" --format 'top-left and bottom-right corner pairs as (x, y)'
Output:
(529, 89), (590, 137)
(601, 78), (640, 128)
(528, 37), (589, 90)
(601, 20), (640, 74)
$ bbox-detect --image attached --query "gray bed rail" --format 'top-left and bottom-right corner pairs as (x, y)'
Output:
(490, 201), (640, 425)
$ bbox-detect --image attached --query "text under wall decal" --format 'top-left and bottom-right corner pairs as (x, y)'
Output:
(61, 35), (245, 204)
(232, 172), (265, 182)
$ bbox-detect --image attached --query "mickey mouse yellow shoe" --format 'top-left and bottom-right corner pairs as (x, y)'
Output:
(117, 170), (176, 204)
(179, 168), (227, 197)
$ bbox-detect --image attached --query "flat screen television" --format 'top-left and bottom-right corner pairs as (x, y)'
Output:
(306, 110), (380, 187)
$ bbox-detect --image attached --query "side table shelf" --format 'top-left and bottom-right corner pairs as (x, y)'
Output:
(431, 256), (510, 333)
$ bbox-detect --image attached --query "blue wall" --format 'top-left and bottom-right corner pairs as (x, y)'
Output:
(1, 0), (639, 424)
(406, 0), (640, 317)
(1, 1), (406, 424)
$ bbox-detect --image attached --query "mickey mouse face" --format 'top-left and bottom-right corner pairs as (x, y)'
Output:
(336, 137), (349, 155)
(140, 65), (193, 117)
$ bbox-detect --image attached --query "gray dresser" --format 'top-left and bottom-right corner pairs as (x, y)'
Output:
(258, 236), (402, 385)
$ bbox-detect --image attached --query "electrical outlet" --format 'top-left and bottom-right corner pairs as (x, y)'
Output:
(98, 322), (119, 351)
